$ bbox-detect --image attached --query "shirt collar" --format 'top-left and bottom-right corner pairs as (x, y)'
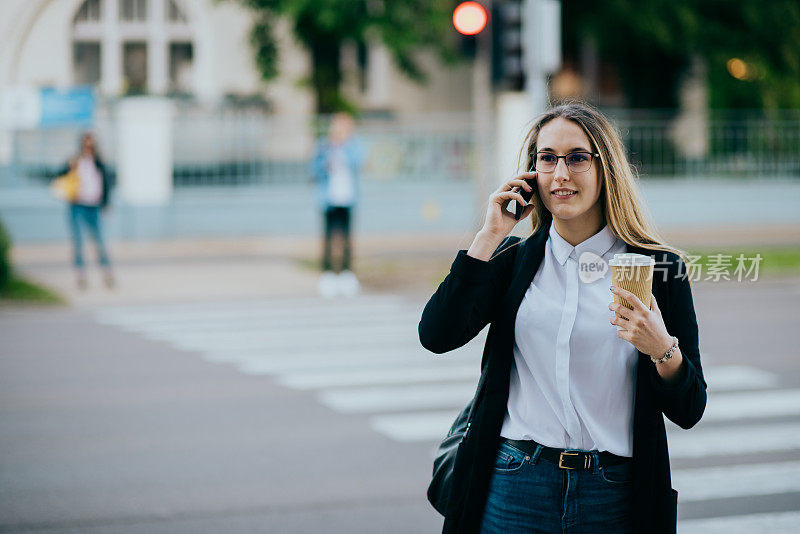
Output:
(549, 222), (618, 266)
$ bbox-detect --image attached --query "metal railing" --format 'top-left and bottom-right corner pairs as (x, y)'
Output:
(2, 106), (798, 191)
(610, 109), (800, 177)
(169, 109), (478, 186)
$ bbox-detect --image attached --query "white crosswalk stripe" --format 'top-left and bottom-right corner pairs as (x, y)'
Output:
(97, 295), (800, 529)
(279, 364), (479, 389)
(319, 383), (476, 413)
(224, 347), (476, 374)
(702, 365), (777, 391)
(673, 461), (800, 501)
(697, 388), (800, 421)
(668, 422), (800, 458)
(679, 511), (800, 533)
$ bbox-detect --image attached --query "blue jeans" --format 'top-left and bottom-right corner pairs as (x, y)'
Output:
(480, 440), (634, 534)
(69, 204), (110, 269)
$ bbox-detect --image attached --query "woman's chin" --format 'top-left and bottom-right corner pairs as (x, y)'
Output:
(549, 206), (583, 220)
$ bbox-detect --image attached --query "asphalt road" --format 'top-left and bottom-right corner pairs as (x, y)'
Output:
(2, 277), (800, 533)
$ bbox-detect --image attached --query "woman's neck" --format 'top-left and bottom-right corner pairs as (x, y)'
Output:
(552, 216), (605, 247)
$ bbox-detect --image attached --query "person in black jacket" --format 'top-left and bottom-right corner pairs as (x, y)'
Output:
(419, 102), (706, 534)
(57, 132), (114, 290)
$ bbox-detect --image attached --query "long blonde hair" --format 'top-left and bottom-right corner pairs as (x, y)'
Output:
(515, 101), (688, 265)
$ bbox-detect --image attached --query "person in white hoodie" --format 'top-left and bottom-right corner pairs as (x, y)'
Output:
(311, 113), (365, 297)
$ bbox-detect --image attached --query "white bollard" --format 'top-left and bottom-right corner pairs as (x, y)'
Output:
(116, 97), (174, 206)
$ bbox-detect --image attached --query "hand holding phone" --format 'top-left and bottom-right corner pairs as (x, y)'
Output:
(512, 167), (537, 220)
(471, 170), (537, 259)
(478, 170), (537, 242)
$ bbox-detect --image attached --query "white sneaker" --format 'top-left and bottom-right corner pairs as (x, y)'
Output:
(337, 270), (360, 297)
(317, 271), (338, 299)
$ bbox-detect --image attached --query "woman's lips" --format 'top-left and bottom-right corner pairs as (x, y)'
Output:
(551, 191), (578, 199)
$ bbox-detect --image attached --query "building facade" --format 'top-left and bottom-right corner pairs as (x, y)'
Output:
(0, 0), (473, 114)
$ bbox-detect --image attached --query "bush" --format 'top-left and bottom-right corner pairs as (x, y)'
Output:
(0, 217), (10, 290)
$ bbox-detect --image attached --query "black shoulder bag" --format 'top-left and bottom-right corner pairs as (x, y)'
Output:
(427, 365), (487, 516)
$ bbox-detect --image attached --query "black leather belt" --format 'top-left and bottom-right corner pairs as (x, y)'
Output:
(501, 438), (631, 470)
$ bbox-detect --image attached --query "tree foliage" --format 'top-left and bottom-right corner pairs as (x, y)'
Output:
(0, 217), (11, 290)
(237, 0), (459, 113)
(564, 0), (800, 109)
(237, 0), (799, 112)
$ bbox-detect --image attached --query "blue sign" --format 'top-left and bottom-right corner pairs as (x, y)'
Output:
(39, 87), (95, 127)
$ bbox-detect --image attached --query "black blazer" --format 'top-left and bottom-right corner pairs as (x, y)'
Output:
(419, 218), (707, 534)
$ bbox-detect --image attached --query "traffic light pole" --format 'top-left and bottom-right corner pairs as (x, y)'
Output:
(523, 0), (561, 114)
(472, 2), (495, 229)
(464, 0), (560, 228)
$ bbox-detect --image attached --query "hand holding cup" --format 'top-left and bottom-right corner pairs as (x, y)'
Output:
(609, 286), (674, 359)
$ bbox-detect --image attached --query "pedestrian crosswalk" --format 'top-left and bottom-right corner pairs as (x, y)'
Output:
(96, 294), (800, 533)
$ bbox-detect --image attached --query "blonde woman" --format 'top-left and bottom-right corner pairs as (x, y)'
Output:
(419, 102), (706, 534)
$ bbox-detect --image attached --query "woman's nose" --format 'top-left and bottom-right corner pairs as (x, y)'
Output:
(554, 158), (570, 180)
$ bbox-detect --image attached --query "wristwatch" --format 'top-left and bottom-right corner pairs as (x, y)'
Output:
(651, 336), (679, 365)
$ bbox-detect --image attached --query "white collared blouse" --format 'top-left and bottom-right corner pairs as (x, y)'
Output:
(499, 223), (639, 456)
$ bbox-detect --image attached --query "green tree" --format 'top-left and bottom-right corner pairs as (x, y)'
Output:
(563, 0), (800, 110)
(235, 0), (459, 113)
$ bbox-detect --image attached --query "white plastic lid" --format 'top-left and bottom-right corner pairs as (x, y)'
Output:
(608, 253), (655, 266)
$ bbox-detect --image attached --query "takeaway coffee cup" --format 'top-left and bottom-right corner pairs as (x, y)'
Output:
(609, 253), (655, 315)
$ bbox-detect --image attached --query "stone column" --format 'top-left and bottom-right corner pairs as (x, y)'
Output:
(148, 0), (169, 94)
(101, 0), (122, 95)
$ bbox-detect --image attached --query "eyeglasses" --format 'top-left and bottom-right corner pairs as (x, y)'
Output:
(533, 151), (600, 173)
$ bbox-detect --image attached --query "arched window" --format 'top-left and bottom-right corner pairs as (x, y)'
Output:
(75, 0), (102, 22)
(167, 0), (188, 23)
(119, 0), (147, 21)
(71, 0), (194, 95)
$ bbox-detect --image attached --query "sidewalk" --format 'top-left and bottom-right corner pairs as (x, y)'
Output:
(10, 223), (800, 308)
(10, 236), (322, 307)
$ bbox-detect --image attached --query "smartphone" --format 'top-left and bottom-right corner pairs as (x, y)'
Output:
(512, 166), (537, 220)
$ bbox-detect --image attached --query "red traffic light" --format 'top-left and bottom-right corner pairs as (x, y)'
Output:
(453, 1), (488, 36)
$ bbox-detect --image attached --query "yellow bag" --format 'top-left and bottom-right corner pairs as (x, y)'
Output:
(51, 170), (80, 202)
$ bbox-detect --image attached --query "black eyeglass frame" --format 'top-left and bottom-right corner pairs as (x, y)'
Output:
(531, 151), (601, 173)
